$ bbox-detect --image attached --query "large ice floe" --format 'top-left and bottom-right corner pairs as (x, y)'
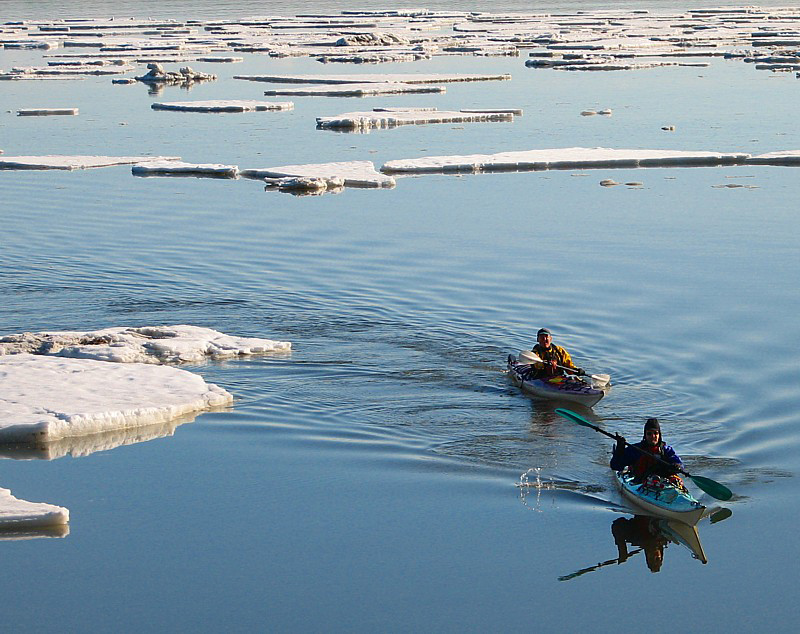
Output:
(241, 160), (395, 189)
(0, 354), (230, 443)
(0, 325), (291, 442)
(151, 100), (293, 113)
(0, 155), (181, 170)
(262, 83), (445, 97)
(316, 107), (516, 131)
(0, 325), (291, 364)
(0, 487), (69, 534)
(234, 72), (511, 84)
(381, 147), (751, 174)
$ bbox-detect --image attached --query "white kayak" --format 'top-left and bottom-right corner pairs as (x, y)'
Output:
(507, 354), (606, 408)
(615, 470), (706, 526)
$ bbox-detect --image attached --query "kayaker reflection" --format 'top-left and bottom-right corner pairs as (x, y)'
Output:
(610, 418), (683, 484)
(530, 327), (585, 379)
(611, 516), (668, 573)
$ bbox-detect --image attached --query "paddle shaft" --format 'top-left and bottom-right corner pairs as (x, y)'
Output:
(518, 350), (610, 385)
(565, 415), (688, 476)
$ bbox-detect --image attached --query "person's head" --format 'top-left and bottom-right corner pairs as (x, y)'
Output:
(537, 328), (552, 348)
(645, 544), (664, 573)
(643, 418), (661, 446)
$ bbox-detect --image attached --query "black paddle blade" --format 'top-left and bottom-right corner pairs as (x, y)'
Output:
(689, 475), (733, 502)
(709, 508), (733, 524)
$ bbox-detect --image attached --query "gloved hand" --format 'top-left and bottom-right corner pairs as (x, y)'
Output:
(576, 368), (586, 376)
(614, 433), (626, 453)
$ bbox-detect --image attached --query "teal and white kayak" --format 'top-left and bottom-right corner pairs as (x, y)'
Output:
(615, 470), (706, 526)
(507, 354), (606, 407)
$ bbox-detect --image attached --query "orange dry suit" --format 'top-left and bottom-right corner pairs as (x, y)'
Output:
(531, 343), (578, 378)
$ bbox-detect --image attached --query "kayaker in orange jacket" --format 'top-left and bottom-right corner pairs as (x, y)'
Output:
(610, 418), (683, 483)
(530, 327), (585, 379)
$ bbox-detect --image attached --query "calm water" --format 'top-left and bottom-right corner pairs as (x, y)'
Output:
(2, 2), (800, 631)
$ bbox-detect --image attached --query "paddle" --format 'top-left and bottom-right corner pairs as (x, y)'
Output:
(554, 408), (733, 502)
(518, 350), (611, 387)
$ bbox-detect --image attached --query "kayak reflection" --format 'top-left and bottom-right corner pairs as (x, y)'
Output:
(559, 512), (730, 581)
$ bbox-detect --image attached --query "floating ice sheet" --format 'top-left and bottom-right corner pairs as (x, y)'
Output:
(241, 160), (395, 188)
(0, 354), (232, 443)
(0, 487), (69, 531)
(132, 161), (239, 178)
(746, 150), (800, 165)
(263, 83), (445, 96)
(17, 108), (78, 116)
(381, 147), (751, 174)
(0, 325), (292, 364)
(235, 72), (511, 84)
(0, 155), (181, 170)
(316, 107), (514, 130)
(151, 99), (293, 112)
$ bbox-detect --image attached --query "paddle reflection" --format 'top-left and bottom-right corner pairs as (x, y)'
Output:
(559, 512), (727, 581)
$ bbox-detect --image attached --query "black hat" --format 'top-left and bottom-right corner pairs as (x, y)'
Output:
(644, 418), (661, 435)
(537, 328), (551, 336)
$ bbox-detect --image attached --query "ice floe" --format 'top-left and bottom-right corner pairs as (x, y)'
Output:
(0, 354), (230, 443)
(132, 161), (239, 178)
(0, 487), (69, 532)
(0, 325), (291, 364)
(263, 83), (445, 97)
(134, 62), (216, 86)
(151, 100), (293, 113)
(0, 155), (181, 170)
(234, 72), (511, 84)
(16, 108), (78, 116)
(746, 150), (800, 165)
(381, 147), (751, 174)
(316, 107), (515, 130)
(241, 160), (395, 189)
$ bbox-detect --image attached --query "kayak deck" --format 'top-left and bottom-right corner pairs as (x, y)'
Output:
(615, 470), (706, 526)
(507, 355), (606, 407)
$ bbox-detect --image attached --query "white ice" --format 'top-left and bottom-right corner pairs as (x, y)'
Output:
(234, 72), (511, 84)
(131, 161), (239, 178)
(0, 156), (181, 170)
(151, 100), (293, 112)
(241, 160), (396, 188)
(262, 83), (445, 96)
(381, 147), (751, 174)
(0, 487), (69, 531)
(316, 107), (514, 130)
(0, 324), (292, 364)
(0, 354), (232, 443)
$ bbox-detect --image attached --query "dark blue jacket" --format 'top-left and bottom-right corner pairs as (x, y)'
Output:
(610, 440), (682, 479)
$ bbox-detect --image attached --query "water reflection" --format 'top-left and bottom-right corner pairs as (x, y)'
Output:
(0, 524), (69, 541)
(558, 512), (732, 581)
(0, 413), (200, 461)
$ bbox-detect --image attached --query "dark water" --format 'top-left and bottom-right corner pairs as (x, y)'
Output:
(2, 2), (800, 631)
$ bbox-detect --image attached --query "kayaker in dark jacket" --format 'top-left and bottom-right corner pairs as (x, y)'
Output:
(530, 327), (585, 379)
(610, 418), (683, 483)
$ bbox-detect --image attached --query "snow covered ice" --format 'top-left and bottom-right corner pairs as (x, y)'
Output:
(316, 107), (515, 131)
(0, 487), (69, 532)
(0, 354), (232, 443)
(381, 147), (752, 174)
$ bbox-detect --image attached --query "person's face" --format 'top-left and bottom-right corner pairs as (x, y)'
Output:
(645, 428), (660, 446)
(537, 333), (552, 348)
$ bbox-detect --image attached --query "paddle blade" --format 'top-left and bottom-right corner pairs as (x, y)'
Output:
(689, 475), (733, 502)
(555, 408), (593, 428)
(518, 350), (541, 364)
(590, 373), (611, 387)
